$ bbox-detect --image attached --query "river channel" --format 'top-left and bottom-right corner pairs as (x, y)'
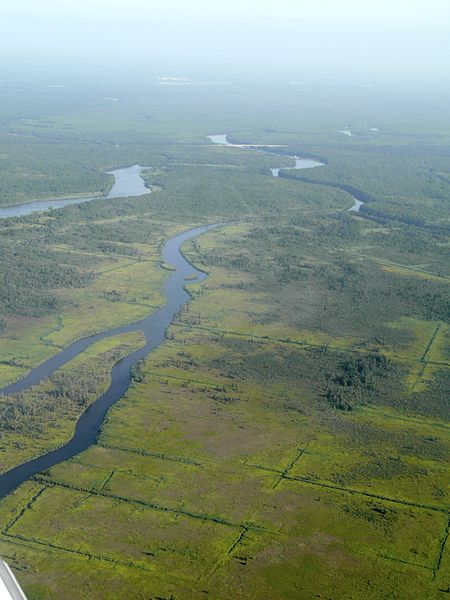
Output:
(0, 223), (217, 497)
(0, 164), (150, 219)
(0, 140), (356, 498)
(208, 133), (363, 212)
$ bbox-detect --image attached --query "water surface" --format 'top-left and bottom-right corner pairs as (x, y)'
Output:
(0, 164), (150, 220)
(106, 165), (149, 199)
(0, 224), (217, 498)
(349, 199), (364, 212)
(270, 157), (325, 176)
(209, 133), (362, 212)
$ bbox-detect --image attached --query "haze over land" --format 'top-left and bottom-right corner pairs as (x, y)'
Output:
(1, 0), (450, 84)
(0, 2), (449, 599)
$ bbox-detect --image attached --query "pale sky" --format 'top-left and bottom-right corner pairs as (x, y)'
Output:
(1, 0), (450, 80)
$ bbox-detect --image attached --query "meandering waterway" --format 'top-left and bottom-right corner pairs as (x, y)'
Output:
(0, 140), (362, 498)
(0, 224), (217, 498)
(208, 133), (363, 212)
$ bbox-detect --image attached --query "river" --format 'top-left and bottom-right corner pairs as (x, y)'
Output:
(270, 156), (325, 177)
(0, 138), (361, 498)
(0, 164), (150, 219)
(208, 133), (363, 212)
(0, 224), (217, 498)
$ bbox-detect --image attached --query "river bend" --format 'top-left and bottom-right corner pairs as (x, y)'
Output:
(0, 139), (357, 498)
(0, 224), (217, 498)
(208, 133), (363, 212)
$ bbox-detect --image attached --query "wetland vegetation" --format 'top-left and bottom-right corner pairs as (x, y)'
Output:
(0, 79), (448, 599)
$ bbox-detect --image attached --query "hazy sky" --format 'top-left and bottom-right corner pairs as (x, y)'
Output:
(1, 0), (450, 81)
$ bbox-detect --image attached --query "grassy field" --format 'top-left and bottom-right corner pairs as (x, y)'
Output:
(0, 80), (448, 598)
(0, 217), (448, 599)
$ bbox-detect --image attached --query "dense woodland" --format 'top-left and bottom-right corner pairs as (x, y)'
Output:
(0, 238), (94, 316)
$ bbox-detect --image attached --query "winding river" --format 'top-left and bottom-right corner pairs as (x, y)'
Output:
(208, 134), (363, 212)
(0, 223), (217, 498)
(0, 164), (218, 498)
(0, 139), (359, 499)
